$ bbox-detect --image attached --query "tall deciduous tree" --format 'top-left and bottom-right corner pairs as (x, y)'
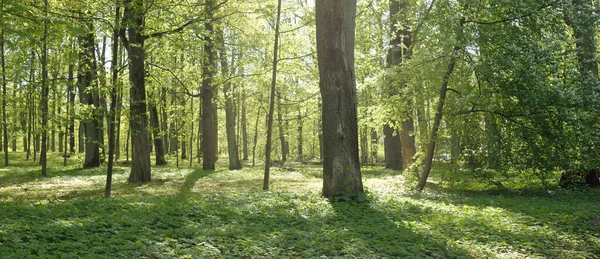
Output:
(316, 0), (364, 197)
(202, 0), (218, 171)
(40, 0), (49, 176)
(218, 28), (241, 170)
(263, 0), (283, 191)
(78, 18), (102, 168)
(0, 0), (7, 167)
(122, 0), (151, 182)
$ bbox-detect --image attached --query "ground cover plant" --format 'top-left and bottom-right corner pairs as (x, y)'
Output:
(0, 154), (599, 258)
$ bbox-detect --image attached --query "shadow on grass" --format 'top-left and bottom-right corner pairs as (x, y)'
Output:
(178, 168), (216, 194)
(413, 183), (600, 257)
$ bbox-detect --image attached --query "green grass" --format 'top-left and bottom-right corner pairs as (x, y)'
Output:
(1, 152), (599, 258)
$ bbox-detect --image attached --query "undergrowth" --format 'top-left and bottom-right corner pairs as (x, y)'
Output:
(0, 152), (599, 258)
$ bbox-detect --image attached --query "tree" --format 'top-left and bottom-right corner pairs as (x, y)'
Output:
(121, 0), (151, 182)
(106, 1), (121, 198)
(218, 28), (241, 170)
(316, 0), (364, 197)
(40, 0), (49, 176)
(263, 0), (283, 191)
(201, 0), (219, 171)
(1, 0), (8, 167)
(78, 16), (102, 168)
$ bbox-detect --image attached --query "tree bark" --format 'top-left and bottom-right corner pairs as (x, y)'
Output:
(316, 0), (364, 198)
(263, 0), (283, 190)
(297, 109), (303, 161)
(383, 125), (402, 170)
(0, 0), (8, 167)
(276, 91), (289, 162)
(106, 2), (120, 198)
(201, 0), (218, 170)
(123, 0), (151, 182)
(242, 88), (249, 160)
(149, 104), (167, 165)
(218, 28), (241, 170)
(78, 19), (101, 168)
(40, 0), (49, 176)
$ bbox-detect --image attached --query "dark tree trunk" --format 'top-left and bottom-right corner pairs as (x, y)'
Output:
(123, 0), (151, 182)
(68, 61), (76, 154)
(0, 3), (8, 167)
(383, 125), (402, 170)
(218, 28), (241, 170)
(78, 20), (101, 168)
(40, 0), (49, 176)
(150, 104), (167, 165)
(370, 128), (378, 164)
(106, 2), (120, 198)
(316, 0), (364, 198)
(201, 0), (218, 170)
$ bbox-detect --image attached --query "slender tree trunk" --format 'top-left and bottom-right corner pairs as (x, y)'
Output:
(0, 1), (8, 167)
(252, 98), (262, 167)
(263, 0), (283, 190)
(123, 0), (151, 182)
(316, 0), (364, 197)
(68, 58), (76, 154)
(40, 0), (49, 176)
(218, 28), (241, 170)
(201, 0), (218, 170)
(106, 2), (120, 198)
(27, 51), (34, 160)
(242, 88), (248, 160)
(417, 48), (459, 191)
(297, 109), (303, 161)
(276, 91), (289, 162)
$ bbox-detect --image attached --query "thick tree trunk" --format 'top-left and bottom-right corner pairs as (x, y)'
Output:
(383, 125), (402, 170)
(316, 0), (364, 198)
(218, 28), (241, 170)
(201, 0), (218, 170)
(78, 20), (101, 168)
(123, 0), (151, 182)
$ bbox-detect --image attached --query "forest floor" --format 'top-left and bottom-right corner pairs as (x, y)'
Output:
(0, 152), (599, 258)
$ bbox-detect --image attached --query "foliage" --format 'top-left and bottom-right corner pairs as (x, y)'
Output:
(1, 154), (599, 258)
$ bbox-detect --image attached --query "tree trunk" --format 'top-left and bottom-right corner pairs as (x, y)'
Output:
(417, 48), (458, 191)
(297, 109), (303, 161)
(370, 128), (378, 164)
(68, 59), (76, 154)
(383, 125), (402, 169)
(106, 2), (120, 198)
(276, 91), (289, 162)
(218, 28), (241, 170)
(252, 97), (262, 167)
(316, 0), (363, 198)
(78, 19), (101, 168)
(123, 0), (151, 182)
(0, 2), (8, 167)
(40, 0), (49, 175)
(149, 104), (167, 165)
(241, 88), (248, 160)
(201, 0), (218, 170)
(263, 0), (283, 190)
